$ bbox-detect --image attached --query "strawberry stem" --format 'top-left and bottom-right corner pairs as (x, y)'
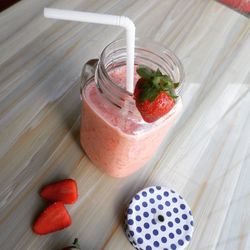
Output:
(73, 238), (80, 249)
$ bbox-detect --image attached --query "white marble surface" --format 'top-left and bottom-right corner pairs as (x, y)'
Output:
(0, 0), (250, 249)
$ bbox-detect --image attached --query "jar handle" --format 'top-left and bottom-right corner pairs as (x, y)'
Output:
(80, 58), (98, 99)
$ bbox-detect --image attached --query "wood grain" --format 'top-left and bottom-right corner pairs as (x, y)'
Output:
(0, 0), (250, 249)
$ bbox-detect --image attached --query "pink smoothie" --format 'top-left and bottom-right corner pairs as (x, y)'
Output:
(80, 66), (181, 177)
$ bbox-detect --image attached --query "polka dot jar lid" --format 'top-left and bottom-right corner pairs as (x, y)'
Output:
(124, 186), (194, 250)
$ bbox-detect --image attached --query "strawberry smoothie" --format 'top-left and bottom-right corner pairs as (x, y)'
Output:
(80, 66), (182, 178)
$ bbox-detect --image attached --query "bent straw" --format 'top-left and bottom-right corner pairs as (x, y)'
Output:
(44, 8), (135, 93)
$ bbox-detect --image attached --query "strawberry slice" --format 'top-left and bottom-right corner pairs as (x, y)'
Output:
(134, 66), (179, 123)
(40, 179), (78, 204)
(33, 202), (71, 235)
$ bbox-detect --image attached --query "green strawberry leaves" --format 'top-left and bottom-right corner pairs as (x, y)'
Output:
(173, 82), (180, 88)
(138, 80), (159, 102)
(136, 66), (179, 102)
(136, 66), (154, 80)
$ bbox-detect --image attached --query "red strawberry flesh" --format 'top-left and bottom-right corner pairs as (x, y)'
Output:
(40, 179), (78, 204)
(136, 91), (175, 123)
(33, 202), (71, 235)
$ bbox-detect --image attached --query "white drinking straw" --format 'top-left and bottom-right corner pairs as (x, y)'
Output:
(44, 8), (135, 93)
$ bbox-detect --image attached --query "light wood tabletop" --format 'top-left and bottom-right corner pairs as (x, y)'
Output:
(1, 0), (250, 249)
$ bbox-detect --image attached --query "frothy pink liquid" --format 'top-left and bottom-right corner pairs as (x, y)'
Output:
(80, 66), (181, 177)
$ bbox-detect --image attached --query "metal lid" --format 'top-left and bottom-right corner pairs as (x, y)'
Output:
(124, 186), (194, 250)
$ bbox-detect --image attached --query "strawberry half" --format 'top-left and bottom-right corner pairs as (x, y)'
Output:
(40, 179), (78, 204)
(33, 202), (71, 235)
(134, 66), (179, 123)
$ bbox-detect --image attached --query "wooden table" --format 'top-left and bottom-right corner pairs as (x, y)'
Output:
(1, 0), (250, 249)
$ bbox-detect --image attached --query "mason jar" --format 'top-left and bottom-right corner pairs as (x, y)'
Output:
(80, 38), (184, 178)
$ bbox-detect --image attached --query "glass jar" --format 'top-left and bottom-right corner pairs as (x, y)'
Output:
(80, 39), (184, 178)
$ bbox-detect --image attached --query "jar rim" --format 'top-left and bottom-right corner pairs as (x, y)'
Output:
(99, 37), (185, 96)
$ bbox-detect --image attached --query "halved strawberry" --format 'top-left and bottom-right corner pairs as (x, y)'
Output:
(33, 202), (71, 235)
(40, 179), (78, 204)
(134, 66), (179, 123)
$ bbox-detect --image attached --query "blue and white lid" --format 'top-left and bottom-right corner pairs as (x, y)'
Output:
(124, 186), (194, 250)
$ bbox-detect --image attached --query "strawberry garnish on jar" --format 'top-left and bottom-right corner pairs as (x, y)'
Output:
(134, 66), (179, 123)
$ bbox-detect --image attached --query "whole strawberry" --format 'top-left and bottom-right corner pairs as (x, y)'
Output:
(134, 66), (179, 123)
